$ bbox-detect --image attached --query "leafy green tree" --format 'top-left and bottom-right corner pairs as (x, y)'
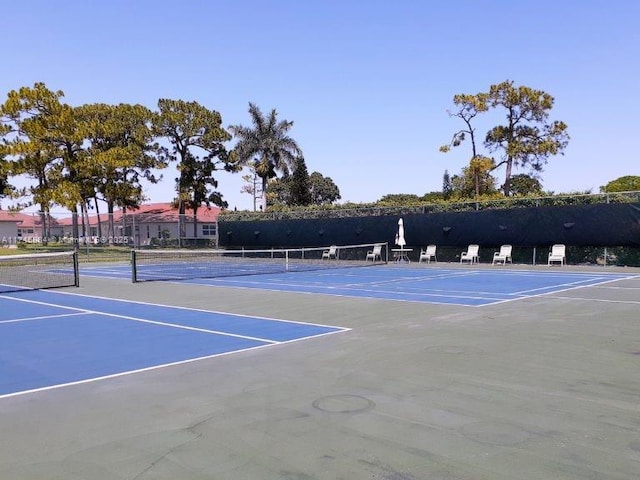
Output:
(377, 193), (422, 205)
(78, 102), (164, 243)
(266, 173), (292, 207)
(309, 171), (341, 204)
(289, 156), (312, 206)
(240, 162), (262, 211)
(439, 93), (489, 158)
(450, 157), (498, 199)
(600, 175), (640, 193)
(485, 80), (569, 195)
(1, 84), (60, 227)
(0, 118), (14, 200)
(0, 170), (11, 199)
(421, 191), (444, 203)
(153, 99), (236, 238)
(509, 174), (543, 196)
(267, 168), (340, 207)
(230, 103), (302, 211)
(0, 82), (88, 241)
(0, 142), (15, 203)
(442, 81), (569, 197)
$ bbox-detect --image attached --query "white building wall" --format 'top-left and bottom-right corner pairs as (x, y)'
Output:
(0, 222), (19, 244)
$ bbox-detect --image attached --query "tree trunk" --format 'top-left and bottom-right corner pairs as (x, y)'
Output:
(192, 205), (199, 239)
(71, 205), (79, 250)
(107, 201), (115, 247)
(178, 199), (186, 247)
(261, 176), (268, 211)
(503, 157), (513, 196)
(38, 207), (48, 245)
(94, 196), (103, 242)
(122, 207), (127, 246)
(83, 201), (91, 244)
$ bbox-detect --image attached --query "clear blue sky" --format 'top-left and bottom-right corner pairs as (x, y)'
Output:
(2, 0), (638, 211)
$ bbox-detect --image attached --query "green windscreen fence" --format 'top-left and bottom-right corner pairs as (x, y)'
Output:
(219, 203), (640, 249)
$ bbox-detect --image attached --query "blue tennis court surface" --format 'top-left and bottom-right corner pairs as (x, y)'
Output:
(187, 268), (638, 306)
(0, 290), (346, 398)
(79, 264), (638, 306)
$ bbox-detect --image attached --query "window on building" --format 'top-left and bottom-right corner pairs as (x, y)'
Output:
(202, 224), (217, 236)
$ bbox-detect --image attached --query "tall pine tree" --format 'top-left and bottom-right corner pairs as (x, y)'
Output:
(290, 156), (311, 206)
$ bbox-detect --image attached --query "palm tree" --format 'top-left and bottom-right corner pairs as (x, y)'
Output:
(230, 103), (302, 211)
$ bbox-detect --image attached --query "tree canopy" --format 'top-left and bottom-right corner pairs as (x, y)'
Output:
(485, 81), (569, 195)
(441, 80), (569, 197)
(309, 171), (341, 205)
(289, 156), (312, 206)
(509, 174), (543, 196)
(450, 156), (498, 199)
(153, 99), (236, 212)
(600, 175), (640, 193)
(229, 103), (302, 211)
(266, 166), (341, 207)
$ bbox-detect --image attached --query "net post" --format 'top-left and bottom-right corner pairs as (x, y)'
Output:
(285, 250), (289, 271)
(131, 249), (138, 283)
(73, 251), (80, 287)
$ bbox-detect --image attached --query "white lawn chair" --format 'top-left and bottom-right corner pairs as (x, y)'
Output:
(366, 244), (382, 262)
(322, 245), (338, 260)
(492, 245), (512, 265)
(460, 244), (479, 264)
(548, 244), (566, 266)
(419, 245), (437, 263)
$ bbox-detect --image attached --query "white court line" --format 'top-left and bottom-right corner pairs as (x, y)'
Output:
(594, 286), (640, 290)
(2, 294), (280, 344)
(194, 273), (515, 300)
(486, 275), (638, 306)
(359, 271), (481, 287)
(186, 271), (640, 308)
(511, 273), (639, 296)
(0, 312), (88, 325)
(0, 294), (350, 400)
(337, 285), (505, 302)
(548, 296), (640, 306)
(0, 295), (88, 312)
(44, 289), (350, 331)
(0, 325), (348, 401)
(204, 270), (480, 290)
(0, 343), (274, 400)
(511, 277), (610, 295)
(188, 281), (503, 306)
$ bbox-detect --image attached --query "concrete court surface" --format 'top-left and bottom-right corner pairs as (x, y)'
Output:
(1, 265), (639, 480)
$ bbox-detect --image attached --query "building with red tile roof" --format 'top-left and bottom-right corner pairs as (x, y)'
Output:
(52, 203), (221, 246)
(2, 203), (221, 246)
(0, 211), (21, 245)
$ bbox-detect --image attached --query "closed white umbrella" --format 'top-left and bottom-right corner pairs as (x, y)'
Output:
(397, 218), (406, 248)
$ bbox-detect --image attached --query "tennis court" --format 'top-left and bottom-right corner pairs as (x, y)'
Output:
(81, 259), (637, 306)
(0, 289), (346, 398)
(2, 249), (640, 479)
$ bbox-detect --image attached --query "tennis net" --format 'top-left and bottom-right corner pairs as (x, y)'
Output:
(0, 251), (79, 293)
(131, 242), (388, 282)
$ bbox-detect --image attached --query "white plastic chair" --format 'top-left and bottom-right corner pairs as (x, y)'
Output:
(322, 245), (338, 260)
(548, 244), (566, 266)
(419, 245), (437, 263)
(492, 245), (512, 265)
(460, 244), (479, 264)
(366, 244), (382, 262)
